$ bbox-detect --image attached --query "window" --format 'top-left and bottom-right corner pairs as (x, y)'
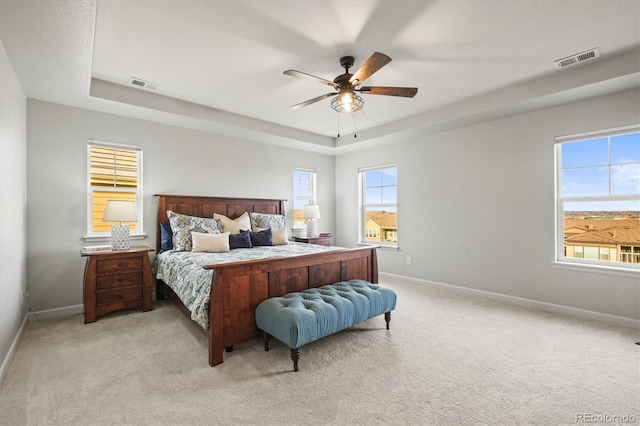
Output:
(359, 165), (397, 247)
(87, 140), (143, 238)
(555, 126), (639, 270)
(293, 168), (316, 229)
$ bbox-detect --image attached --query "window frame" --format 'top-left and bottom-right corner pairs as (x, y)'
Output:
(85, 139), (144, 241)
(554, 125), (639, 273)
(292, 168), (317, 230)
(358, 164), (398, 249)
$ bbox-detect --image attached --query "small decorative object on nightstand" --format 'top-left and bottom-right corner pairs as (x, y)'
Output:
(303, 205), (321, 238)
(293, 233), (333, 246)
(81, 246), (154, 323)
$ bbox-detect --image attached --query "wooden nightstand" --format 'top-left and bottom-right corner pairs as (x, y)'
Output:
(81, 246), (154, 323)
(293, 236), (333, 246)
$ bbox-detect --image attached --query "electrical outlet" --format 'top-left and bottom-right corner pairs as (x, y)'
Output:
(406, 256), (412, 265)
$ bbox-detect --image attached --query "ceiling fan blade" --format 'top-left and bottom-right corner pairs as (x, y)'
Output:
(349, 52), (392, 85)
(291, 93), (335, 109)
(284, 70), (339, 89)
(359, 86), (418, 98)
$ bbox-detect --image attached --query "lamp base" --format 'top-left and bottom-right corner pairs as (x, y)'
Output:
(306, 218), (318, 238)
(111, 224), (130, 250)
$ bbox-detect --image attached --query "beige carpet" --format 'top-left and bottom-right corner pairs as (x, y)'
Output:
(0, 276), (638, 426)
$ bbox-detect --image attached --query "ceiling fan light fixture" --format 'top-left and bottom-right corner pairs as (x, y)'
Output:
(331, 88), (364, 113)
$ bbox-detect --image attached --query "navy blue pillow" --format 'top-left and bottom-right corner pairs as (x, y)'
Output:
(249, 228), (273, 246)
(229, 230), (253, 249)
(160, 222), (173, 252)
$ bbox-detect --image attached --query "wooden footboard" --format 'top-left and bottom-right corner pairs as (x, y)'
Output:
(206, 246), (378, 366)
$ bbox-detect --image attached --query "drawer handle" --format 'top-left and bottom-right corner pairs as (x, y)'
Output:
(118, 294), (123, 299)
(118, 278), (123, 283)
(118, 262), (124, 267)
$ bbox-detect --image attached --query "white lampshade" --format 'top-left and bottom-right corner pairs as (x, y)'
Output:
(103, 200), (137, 223)
(303, 205), (321, 219)
(103, 200), (137, 251)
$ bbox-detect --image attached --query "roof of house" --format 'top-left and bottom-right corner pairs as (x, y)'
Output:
(366, 211), (397, 229)
(564, 218), (640, 245)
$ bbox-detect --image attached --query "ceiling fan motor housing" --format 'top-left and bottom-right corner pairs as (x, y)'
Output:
(339, 56), (355, 71)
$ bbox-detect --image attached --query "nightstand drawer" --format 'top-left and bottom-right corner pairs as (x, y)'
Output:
(96, 287), (142, 305)
(96, 257), (143, 273)
(96, 271), (142, 290)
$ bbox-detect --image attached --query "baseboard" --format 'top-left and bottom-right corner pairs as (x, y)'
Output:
(26, 293), (157, 322)
(380, 272), (640, 330)
(0, 312), (28, 386)
(28, 304), (84, 322)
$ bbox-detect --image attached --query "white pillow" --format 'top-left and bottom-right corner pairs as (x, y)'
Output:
(257, 227), (288, 245)
(214, 212), (251, 234)
(191, 231), (230, 253)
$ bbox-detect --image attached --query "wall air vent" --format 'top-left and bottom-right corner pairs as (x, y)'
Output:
(129, 77), (161, 91)
(554, 48), (600, 68)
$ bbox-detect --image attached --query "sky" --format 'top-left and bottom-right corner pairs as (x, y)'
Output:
(561, 132), (640, 212)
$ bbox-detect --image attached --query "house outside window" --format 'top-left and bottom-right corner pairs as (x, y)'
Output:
(87, 140), (143, 238)
(555, 126), (639, 270)
(293, 168), (316, 229)
(359, 164), (397, 247)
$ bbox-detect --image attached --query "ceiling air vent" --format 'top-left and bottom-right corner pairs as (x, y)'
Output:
(129, 77), (160, 91)
(554, 48), (600, 68)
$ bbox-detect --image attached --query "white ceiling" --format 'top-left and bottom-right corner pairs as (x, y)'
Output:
(0, 0), (638, 154)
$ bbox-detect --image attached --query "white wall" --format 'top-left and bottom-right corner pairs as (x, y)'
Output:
(0, 40), (27, 378)
(26, 100), (335, 312)
(336, 88), (640, 320)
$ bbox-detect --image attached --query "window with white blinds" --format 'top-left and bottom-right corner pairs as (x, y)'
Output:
(87, 140), (143, 237)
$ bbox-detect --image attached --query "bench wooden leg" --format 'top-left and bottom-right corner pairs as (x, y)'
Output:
(385, 312), (391, 330)
(291, 348), (300, 372)
(263, 332), (271, 351)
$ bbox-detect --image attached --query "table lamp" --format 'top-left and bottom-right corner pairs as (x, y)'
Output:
(303, 205), (321, 238)
(103, 200), (137, 250)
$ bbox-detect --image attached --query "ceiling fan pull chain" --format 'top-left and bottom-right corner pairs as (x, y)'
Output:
(354, 114), (357, 138)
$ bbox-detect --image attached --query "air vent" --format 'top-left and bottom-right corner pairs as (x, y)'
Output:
(129, 77), (160, 91)
(554, 48), (600, 68)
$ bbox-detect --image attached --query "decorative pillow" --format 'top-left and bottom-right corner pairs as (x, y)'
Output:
(160, 222), (173, 252)
(167, 210), (222, 251)
(249, 228), (273, 246)
(213, 212), (251, 234)
(249, 212), (286, 231)
(257, 226), (288, 245)
(229, 229), (253, 249)
(191, 231), (230, 253)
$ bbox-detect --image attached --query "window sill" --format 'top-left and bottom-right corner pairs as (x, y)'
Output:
(551, 260), (639, 278)
(357, 242), (398, 251)
(83, 233), (148, 244)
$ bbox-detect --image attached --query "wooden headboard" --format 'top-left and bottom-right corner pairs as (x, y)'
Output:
(155, 194), (286, 253)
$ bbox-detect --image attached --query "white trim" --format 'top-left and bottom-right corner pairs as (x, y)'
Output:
(28, 304), (84, 322)
(82, 233), (147, 243)
(551, 260), (639, 278)
(555, 123), (640, 142)
(26, 295), (159, 322)
(0, 313), (28, 386)
(380, 272), (640, 330)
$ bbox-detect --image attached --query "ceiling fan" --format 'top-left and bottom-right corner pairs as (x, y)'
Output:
(284, 52), (418, 113)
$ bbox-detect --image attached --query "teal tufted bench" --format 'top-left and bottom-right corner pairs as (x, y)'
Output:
(255, 279), (397, 371)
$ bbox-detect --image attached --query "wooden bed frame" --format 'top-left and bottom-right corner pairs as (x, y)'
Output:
(155, 194), (378, 366)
